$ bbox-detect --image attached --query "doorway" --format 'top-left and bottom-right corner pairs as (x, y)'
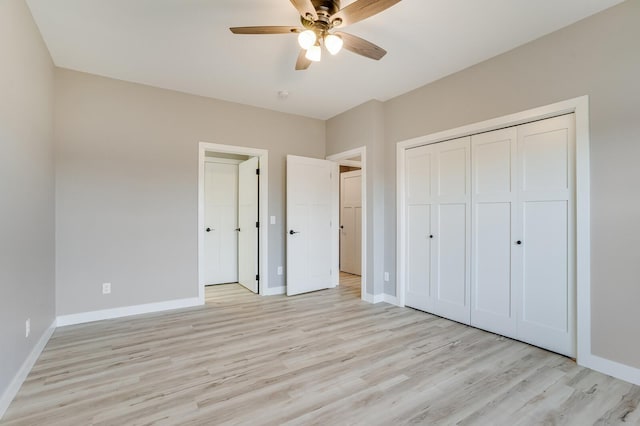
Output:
(198, 142), (269, 302)
(327, 147), (367, 301)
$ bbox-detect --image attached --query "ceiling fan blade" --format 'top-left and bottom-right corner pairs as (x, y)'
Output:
(295, 49), (312, 70)
(290, 0), (318, 21)
(230, 26), (300, 35)
(331, 0), (401, 27)
(336, 32), (387, 60)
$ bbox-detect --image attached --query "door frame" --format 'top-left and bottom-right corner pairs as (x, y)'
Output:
(327, 146), (367, 301)
(396, 96), (590, 364)
(198, 142), (269, 300)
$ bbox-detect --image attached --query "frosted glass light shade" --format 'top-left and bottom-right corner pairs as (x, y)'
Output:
(297, 30), (317, 49)
(324, 34), (343, 55)
(305, 44), (322, 62)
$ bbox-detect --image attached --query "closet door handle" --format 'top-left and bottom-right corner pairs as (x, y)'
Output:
(516, 240), (522, 245)
(429, 235), (434, 239)
(289, 230), (300, 235)
(235, 228), (241, 232)
(206, 227), (214, 232)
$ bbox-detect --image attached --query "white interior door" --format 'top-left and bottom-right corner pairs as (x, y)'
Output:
(340, 170), (362, 275)
(516, 114), (575, 356)
(238, 157), (259, 293)
(404, 145), (434, 312)
(204, 160), (238, 285)
(470, 128), (518, 338)
(286, 155), (337, 296)
(431, 137), (471, 324)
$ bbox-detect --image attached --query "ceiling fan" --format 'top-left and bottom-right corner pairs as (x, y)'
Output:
(230, 0), (402, 70)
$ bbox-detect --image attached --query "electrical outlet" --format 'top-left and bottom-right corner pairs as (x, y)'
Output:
(384, 272), (390, 282)
(102, 282), (111, 294)
(277, 266), (283, 275)
(25, 318), (30, 338)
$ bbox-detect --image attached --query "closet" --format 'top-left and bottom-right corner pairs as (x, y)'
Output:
(404, 114), (575, 357)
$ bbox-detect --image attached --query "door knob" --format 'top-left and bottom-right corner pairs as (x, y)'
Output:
(429, 235), (434, 239)
(206, 227), (213, 232)
(516, 240), (522, 245)
(340, 225), (344, 229)
(289, 230), (300, 235)
(235, 228), (241, 232)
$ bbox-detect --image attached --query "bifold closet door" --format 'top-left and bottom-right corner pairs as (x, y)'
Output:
(471, 128), (518, 339)
(404, 145), (434, 312)
(516, 114), (576, 356)
(404, 137), (470, 322)
(431, 138), (471, 324)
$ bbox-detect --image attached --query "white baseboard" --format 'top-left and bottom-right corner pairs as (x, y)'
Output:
(56, 297), (202, 327)
(580, 353), (640, 386)
(383, 294), (400, 306)
(263, 286), (285, 296)
(0, 319), (56, 420)
(362, 293), (385, 304)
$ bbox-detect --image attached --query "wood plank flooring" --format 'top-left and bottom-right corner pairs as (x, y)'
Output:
(3, 273), (639, 425)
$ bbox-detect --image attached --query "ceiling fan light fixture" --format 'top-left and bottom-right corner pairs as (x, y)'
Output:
(324, 33), (343, 55)
(305, 44), (322, 62)
(297, 30), (317, 50)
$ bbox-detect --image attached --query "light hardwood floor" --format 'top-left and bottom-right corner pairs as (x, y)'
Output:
(3, 273), (639, 425)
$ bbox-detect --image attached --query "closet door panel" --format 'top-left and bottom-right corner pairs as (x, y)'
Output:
(471, 128), (518, 338)
(521, 200), (568, 330)
(432, 137), (471, 324)
(406, 205), (432, 311)
(473, 202), (514, 335)
(436, 203), (468, 319)
(405, 145), (434, 312)
(516, 114), (575, 357)
(438, 145), (467, 197)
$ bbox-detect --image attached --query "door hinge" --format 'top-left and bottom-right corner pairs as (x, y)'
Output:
(256, 221), (260, 228)
(256, 274), (259, 281)
(256, 168), (260, 175)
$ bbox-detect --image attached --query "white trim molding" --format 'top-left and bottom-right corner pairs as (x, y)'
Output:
(56, 297), (202, 327)
(198, 142), (269, 300)
(580, 354), (640, 387)
(383, 294), (401, 306)
(363, 293), (384, 304)
(327, 146), (368, 302)
(397, 96), (595, 365)
(263, 286), (286, 296)
(0, 320), (56, 420)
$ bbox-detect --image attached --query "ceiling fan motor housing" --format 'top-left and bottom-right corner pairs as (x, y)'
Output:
(302, 0), (341, 30)
(312, 0), (340, 17)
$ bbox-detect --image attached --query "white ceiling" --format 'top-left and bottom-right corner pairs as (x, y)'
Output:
(27, 0), (623, 120)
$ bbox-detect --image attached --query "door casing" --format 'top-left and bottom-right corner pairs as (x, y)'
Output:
(327, 147), (367, 301)
(198, 142), (268, 301)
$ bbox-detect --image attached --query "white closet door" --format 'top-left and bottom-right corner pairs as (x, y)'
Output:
(431, 137), (471, 324)
(203, 161), (238, 285)
(471, 128), (518, 338)
(404, 145), (434, 312)
(516, 114), (575, 357)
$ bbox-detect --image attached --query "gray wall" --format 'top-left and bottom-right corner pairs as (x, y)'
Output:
(54, 69), (325, 315)
(0, 0), (55, 402)
(326, 100), (386, 296)
(327, 0), (640, 368)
